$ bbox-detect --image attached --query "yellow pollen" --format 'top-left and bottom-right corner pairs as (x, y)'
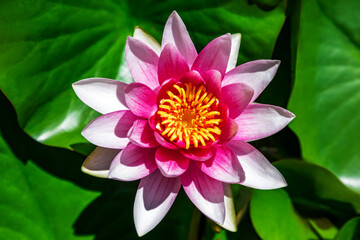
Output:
(157, 83), (222, 149)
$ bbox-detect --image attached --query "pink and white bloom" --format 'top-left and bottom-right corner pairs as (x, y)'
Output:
(73, 11), (295, 236)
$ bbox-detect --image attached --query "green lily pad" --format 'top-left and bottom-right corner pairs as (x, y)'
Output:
(250, 189), (317, 240)
(308, 218), (338, 240)
(275, 160), (360, 215)
(288, 0), (360, 193)
(0, 131), (99, 240)
(0, 0), (285, 150)
(335, 217), (360, 240)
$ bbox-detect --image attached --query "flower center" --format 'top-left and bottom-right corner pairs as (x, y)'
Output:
(156, 83), (222, 149)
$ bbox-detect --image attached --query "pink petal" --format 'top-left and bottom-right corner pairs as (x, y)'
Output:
(81, 110), (137, 149)
(203, 70), (221, 98)
(148, 115), (157, 130)
(226, 33), (241, 72)
(128, 119), (159, 148)
(180, 147), (216, 161)
(227, 140), (287, 189)
(155, 147), (189, 177)
(158, 43), (190, 85)
(81, 147), (120, 178)
(218, 102), (229, 127)
(192, 34), (231, 78)
(72, 78), (128, 114)
(134, 170), (181, 237)
(234, 104), (295, 141)
(221, 83), (254, 119)
(181, 163), (225, 225)
(154, 132), (177, 149)
(221, 183), (237, 232)
(219, 118), (239, 144)
(155, 78), (178, 104)
(179, 70), (205, 86)
(223, 60), (280, 103)
(134, 171), (181, 237)
(125, 36), (159, 89)
(133, 26), (161, 55)
(124, 82), (157, 118)
(162, 11), (197, 66)
(198, 145), (244, 183)
(108, 143), (157, 181)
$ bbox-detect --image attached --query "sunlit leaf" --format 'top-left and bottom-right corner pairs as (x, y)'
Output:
(250, 189), (317, 240)
(288, 0), (360, 193)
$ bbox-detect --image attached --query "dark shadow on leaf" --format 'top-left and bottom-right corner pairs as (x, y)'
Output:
(73, 181), (140, 240)
(276, 160), (360, 228)
(247, 0), (283, 12)
(0, 90), (108, 192)
(74, 185), (193, 240)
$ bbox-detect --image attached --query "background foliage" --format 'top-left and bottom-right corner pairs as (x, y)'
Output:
(1, 0), (359, 239)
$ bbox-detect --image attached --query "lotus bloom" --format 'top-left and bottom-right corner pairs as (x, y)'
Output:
(73, 11), (294, 236)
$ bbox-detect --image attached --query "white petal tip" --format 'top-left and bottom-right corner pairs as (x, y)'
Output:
(219, 215), (237, 232)
(107, 171), (132, 181)
(259, 177), (288, 190)
(81, 166), (109, 178)
(72, 80), (84, 90)
(264, 59), (281, 67)
(274, 179), (288, 189)
(72, 79), (84, 87)
(170, 10), (179, 16)
(135, 217), (159, 237)
(279, 178), (288, 188)
(135, 226), (151, 237)
(231, 33), (242, 43)
(281, 109), (296, 121)
(233, 33), (242, 38)
(265, 59), (281, 68)
(221, 223), (237, 232)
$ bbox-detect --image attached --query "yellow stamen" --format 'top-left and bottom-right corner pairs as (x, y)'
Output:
(205, 111), (220, 117)
(167, 127), (176, 137)
(206, 132), (216, 142)
(204, 93), (213, 103)
(185, 135), (190, 149)
(161, 119), (173, 125)
(162, 99), (178, 108)
(170, 133), (177, 142)
(205, 119), (221, 125)
(159, 104), (171, 111)
(162, 127), (171, 136)
(156, 83), (222, 149)
(173, 85), (183, 95)
(207, 127), (221, 135)
(192, 136), (198, 148)
(198, 130), (210, 140)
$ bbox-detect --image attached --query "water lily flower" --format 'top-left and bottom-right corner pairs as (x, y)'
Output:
(73, 11), (295, 236)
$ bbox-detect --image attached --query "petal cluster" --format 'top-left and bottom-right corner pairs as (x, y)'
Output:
(72, 11), (295, 236)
